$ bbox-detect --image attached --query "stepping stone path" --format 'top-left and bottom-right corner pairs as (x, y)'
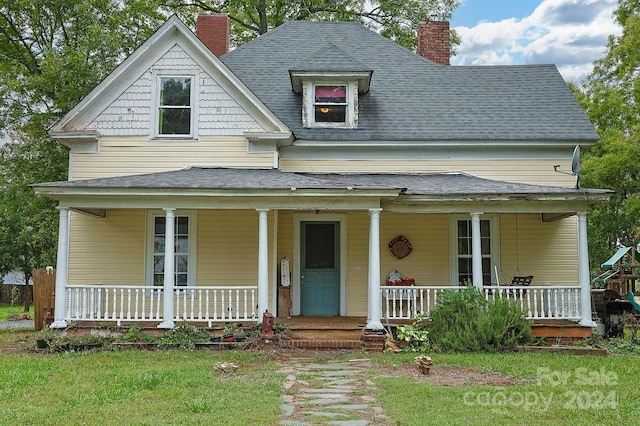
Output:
(277, 357), (390, 426)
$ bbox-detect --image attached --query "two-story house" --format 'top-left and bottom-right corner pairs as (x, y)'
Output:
(33, 15), (609, 334)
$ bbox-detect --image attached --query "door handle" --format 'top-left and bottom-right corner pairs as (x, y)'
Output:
(300, 275), (304, 283)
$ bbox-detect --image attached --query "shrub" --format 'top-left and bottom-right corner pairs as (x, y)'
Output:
(428, 286), (532, 352)
(157, 323), (211, 350)
(396, 313), (431, 352)
(120, 324), (156, 343)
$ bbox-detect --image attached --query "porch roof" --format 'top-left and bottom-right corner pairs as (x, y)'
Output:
(34, 166), (611, 197)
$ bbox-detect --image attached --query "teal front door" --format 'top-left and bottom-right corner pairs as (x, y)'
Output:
(300, 222), (340, 315)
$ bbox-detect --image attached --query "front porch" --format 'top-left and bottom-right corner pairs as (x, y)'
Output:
(35, 169), (609, 333)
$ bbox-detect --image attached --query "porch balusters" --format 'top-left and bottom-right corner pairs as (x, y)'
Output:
(380, 285), (584, 321)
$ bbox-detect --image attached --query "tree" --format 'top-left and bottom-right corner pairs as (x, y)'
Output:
(574, 0), (640, 267)
(163, 0), (461, 52)
(0, 0), (166, 310)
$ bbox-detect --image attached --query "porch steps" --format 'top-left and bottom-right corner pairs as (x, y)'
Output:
(277, 316), (370, 350)
(531, 319), (592, 345)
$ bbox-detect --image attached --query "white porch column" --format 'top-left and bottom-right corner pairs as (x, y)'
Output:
(367, 208), (383, 330)
(257, 209), (269, 319)
(577, 212), (595, 327)
(51, 207), (69, 328)
(158, 208), (175, 329)
(471, 212), (483, 290)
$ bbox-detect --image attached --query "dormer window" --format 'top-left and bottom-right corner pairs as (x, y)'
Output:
(314, 85), (347, 123)
(302, 81), (358, 128)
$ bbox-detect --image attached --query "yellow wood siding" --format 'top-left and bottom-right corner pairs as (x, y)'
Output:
(280, 159), (576, 187)
(198, 210), (259, 284)
(68, 210), (275, 303)
(276, 211), (294, 275)
(72, 136), (273, 179)
(346, 213), (369, 316)
(68, 210), (145, 285)
(498, 214), (578, 285)
(380, 214), (451, 286)
(342, 213), (452, 316)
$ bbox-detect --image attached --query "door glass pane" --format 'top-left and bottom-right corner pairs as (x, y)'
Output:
(304, 223), (335, 269)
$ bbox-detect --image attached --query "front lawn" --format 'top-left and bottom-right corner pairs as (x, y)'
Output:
(374, 352), (640, 426)
(0, 304), (33, 321)
(1, 329), (638, 425)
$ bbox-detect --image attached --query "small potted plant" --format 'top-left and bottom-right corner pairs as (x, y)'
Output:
(222, 323), (236, 342)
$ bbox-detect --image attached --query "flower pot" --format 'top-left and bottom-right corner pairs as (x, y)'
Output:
(222, 334), (235, 343)
(211, 336), (222, 343)
(234, 334), (247, 342)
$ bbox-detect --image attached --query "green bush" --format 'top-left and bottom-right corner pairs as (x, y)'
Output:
(428, 286), (532, 352)
(157, 323), (211, 350)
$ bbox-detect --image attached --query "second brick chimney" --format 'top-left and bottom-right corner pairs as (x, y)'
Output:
(417, 20), (450, 65)
(196, 14), (230, 57)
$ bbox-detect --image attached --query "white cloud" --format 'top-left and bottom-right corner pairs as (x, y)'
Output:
(452, 0), (621, 83)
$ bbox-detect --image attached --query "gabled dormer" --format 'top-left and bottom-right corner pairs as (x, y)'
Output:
(289, 42), (372, 129)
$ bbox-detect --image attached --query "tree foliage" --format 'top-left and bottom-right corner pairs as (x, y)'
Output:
(574, 0), (640, 267)
(163, 0), (460, 52)
(0, 0), (166, 306)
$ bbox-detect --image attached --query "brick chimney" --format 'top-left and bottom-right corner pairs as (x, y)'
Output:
(196, 14), (229, 57)
(417, 20), (450, 65)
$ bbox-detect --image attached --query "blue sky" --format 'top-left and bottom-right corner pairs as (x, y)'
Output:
(449, 0), (622, 83)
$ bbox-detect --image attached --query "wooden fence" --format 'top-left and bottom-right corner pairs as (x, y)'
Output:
(33, 269), (56, 331)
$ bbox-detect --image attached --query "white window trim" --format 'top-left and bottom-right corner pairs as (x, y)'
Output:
(145, 210), (198, 287)
(302, 81), (358, 128)
(449, 214), (500, 286)
(150, 71), (198, 140)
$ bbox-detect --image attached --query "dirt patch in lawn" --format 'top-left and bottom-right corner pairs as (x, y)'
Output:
(377, 363), (522, 387)
(271, 348), (522, 387)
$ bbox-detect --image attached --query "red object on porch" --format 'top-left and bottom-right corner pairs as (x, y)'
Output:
(262, 310), (274, 335)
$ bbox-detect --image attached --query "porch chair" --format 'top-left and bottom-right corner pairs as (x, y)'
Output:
(507, 275), (533, 297)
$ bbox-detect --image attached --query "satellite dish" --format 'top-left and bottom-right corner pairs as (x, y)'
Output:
(553, 145), (581, 188)
(571, 145), (581, 176)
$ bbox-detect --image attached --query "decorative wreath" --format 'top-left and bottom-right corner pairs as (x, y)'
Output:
(388, 235), (413, 259)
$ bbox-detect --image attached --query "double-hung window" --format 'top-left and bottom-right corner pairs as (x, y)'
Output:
(314, 85), (348, 123)
(302, 82), (357, 128)
(452, 216), (497, 286)
(156, 76), (194, 137)
(148, 212), (196, 287)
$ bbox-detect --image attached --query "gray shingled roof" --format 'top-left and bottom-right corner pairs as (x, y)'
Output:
(34, 167), (609, 197)
(221, 21), (598, 143)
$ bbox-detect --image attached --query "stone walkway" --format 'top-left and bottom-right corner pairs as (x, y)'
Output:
(0, 320), (34, 329)
(277, 357), (391, 426)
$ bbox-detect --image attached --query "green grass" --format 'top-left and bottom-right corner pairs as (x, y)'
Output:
(1, 329), (639, 425)
(0, 304), (33, 321)
(0, 336), (283, 425)
(373, 352), (640, 426)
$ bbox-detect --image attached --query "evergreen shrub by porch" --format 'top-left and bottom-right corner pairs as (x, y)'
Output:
(428, 286), (532, 352)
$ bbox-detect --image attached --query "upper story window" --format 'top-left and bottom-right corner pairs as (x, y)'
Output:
(314, 86), (347, 123)
(303, 81), (357, 128)
(154, 75), (196, 139)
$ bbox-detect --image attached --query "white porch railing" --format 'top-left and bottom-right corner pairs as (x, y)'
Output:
(381, 285), (582, 321)
(64, 285), (258, 327)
